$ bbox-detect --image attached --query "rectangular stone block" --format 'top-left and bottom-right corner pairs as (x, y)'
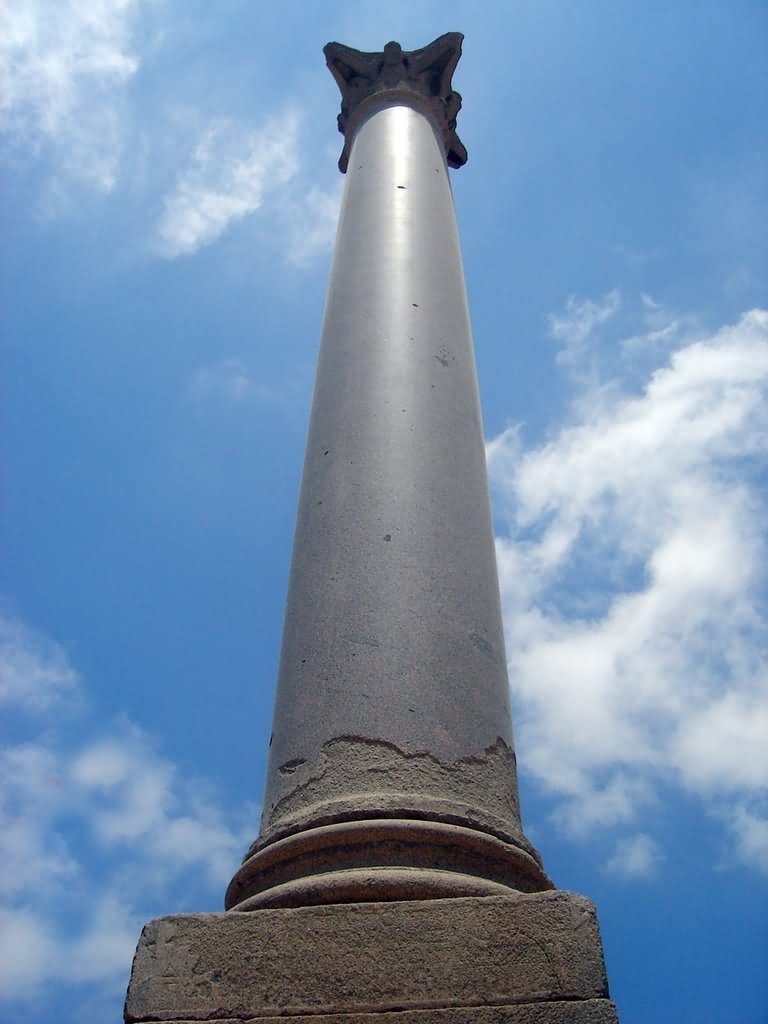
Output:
(162, 1002), (618, 1024)
(125, 891), (617, 1022)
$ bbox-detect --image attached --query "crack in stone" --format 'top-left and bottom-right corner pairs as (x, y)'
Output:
(258, 734), (523, 854)
(270, 734), (514, 816)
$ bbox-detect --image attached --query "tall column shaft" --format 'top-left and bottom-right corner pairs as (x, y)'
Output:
(227, 79), (550, 911)
(269, 99), (514, 829)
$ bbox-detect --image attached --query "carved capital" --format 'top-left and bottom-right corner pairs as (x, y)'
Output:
(324, 33), (468, 173)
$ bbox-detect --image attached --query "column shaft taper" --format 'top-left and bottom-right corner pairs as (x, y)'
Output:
(226, 37), (550, 911)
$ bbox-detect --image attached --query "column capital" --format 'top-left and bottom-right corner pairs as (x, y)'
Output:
(324, 33), (468, 172)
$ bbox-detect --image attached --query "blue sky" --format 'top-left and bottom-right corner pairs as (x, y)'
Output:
(1, 2), (767, 1021)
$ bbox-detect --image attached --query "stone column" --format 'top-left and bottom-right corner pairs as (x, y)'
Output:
(225, 34), (550, 912)
(124, 35), (619, 1024)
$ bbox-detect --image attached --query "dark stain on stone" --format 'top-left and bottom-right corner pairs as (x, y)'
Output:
(434, 354), (449, 367)
(397, 185), (407, 189)
(412, 303), (419, 308)
(470, 631), (498, 662)
(343, 634), (380, 648)
(279, 757), (307, 776)
(383, 533), (392, 542)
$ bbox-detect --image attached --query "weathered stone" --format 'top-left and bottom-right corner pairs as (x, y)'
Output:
(149, 1003), (618, 1024)
(227, 818), (551, 912)
(123, 32), (619, 1024)
(125, 892), (615, 1023)
(324, 34), (467, 171)
(233, 36), (551, 909)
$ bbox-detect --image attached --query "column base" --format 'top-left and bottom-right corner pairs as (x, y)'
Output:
(124, 891), (618, 1023)
(226, 818), (552, 910)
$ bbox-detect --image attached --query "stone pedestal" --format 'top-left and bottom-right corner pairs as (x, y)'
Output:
(125, 892), (618, 1024)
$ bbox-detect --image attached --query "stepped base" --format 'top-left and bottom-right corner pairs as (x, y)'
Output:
(124, 891), (618, 1023)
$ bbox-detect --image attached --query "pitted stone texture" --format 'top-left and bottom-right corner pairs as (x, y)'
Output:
(155, 1003), (618, 1024)
(257, 736), (529, 854)
(125, 892), (613, 1023)
(157, 1007), (618, 1024)
(227, 818), (551, 911)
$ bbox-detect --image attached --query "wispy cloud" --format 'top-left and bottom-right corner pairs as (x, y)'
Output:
(1, 5), (341, 263)
(285, 182), (342, 267)
(155, 112), (300, 258)
(190, 358), (270, 403)
(488, 299), (768, 871)
(0, 615), (78, 709)
(604, 833), (663, 879)
(155, 110), (342, 264)
(0, 892), (139, 998)
(0, 614), (256, 1006)
(727, 805), (768, 873)
(610, 242), (660, 267)
(70, 724), (247, 884)
(548, 289), (621, 369)
(0, 0), (144, 195)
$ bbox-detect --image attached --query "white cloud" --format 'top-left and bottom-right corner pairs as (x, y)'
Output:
(604, 833), (663, 879)
(0, 616), (257, 1006)
(70, 726), (248, 884)
(675, 692), (768, 793)
(0, 895), (143, 999)
(156, 112), (300, 257)
(0, 5), (341, 261)
(67, 890), (146, 984)
(190, 358), (265, 403)
(610, 243), (660, 267)
(619, 294), (692, 362)
(0, 908), (58, 996)
(0, 743), (79, 901)
(154, 107), (343, 263)
(188, 356), (312, 412)
(489, 300), (768, 871)
(286, 182), (342, 267)
(727, 806), (768, 873)
(72, 731), (175, 843)
(548, 289), (621, 367)
(0, 0), (144, 194)
(0, 615), (78, 709)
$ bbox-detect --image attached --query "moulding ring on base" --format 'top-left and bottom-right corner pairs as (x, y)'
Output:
(225, 817), (553, 911)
